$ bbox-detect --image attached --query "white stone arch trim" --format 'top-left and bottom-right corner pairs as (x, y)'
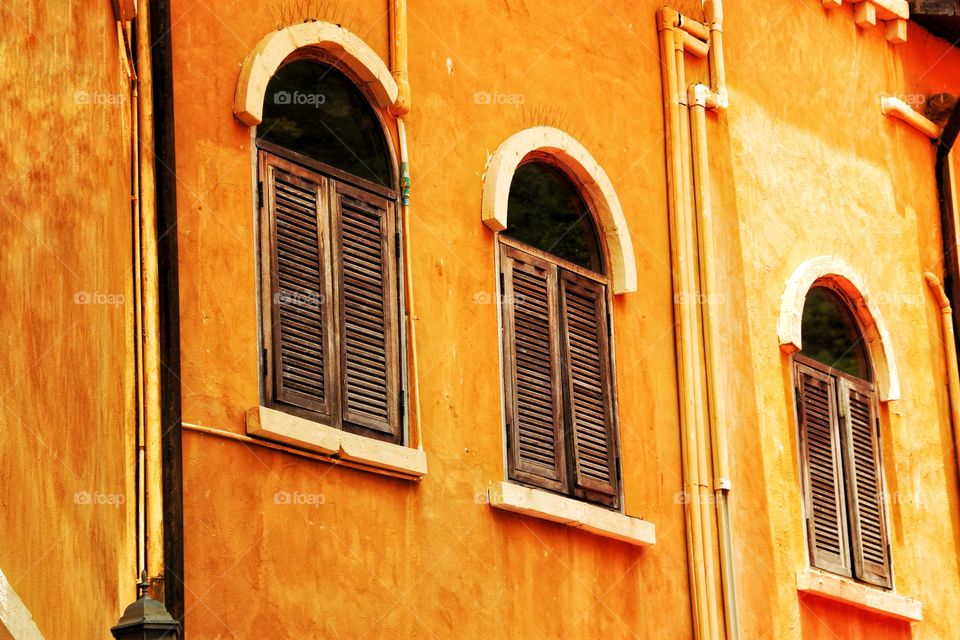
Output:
(234, 22), (399, 126)
(778, 256), (900, 401)
(481, 126), (638, 295)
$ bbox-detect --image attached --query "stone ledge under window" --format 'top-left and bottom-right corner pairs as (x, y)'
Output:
(246, 406), (427, 479)
(796, 569), (922, 622)
(486, 481), (655, 547)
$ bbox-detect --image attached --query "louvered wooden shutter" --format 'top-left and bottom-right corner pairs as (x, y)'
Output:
(839, 378), (891, 588)
(332, 183), (401, 442)
(501, 245), (566, 491)
(262, 154), (335, 419)
(795, 360), (851, 577)
(559, 270), (618, 506)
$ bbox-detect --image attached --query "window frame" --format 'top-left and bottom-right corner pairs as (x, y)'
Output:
(502, 152), (606, 276)
(497, 192), (623, 510)
(254, 70), (407, 445)
(793, 351), (893, 589)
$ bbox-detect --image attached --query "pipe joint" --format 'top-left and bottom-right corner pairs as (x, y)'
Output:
(658, 7), (680, 31)
(882, 96), (942, 139)
(389, 75), (411, 117)
(690, 84), (711, 108)
(690, 84), (726, 111)
(705, 0), (724, 30)
(926, 272), (952, 309)
(678, 15), (711, 40)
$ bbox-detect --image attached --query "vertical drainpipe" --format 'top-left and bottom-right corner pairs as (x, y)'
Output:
(936, 104), (960, 495)
(147, 0), (185, 627)
(389, 0), (422, 452)
(658, 9), (711, 638)
(937, 104), (960, 349)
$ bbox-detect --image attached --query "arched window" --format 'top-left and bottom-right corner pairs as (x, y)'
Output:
(259, 59), (393, 188)
(257, 56), (402, 444)
(499, 157), (620, 508)
(794, 285), (891, 587)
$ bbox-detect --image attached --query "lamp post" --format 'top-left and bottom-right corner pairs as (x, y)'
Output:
(111, 573), (181, 639)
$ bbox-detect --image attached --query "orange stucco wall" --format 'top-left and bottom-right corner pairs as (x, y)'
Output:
(722, 7), (960, 638)
(167, 0), (960, 638)
(0, 2), (137, 638)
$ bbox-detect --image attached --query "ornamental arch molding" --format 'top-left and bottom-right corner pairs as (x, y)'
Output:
(779, 256), (900, 401)
(234, 22), (398, 126)
(481, 126), (638, 295)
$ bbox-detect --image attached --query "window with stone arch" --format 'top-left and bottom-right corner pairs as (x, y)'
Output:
(499, 154), (621, 509)
(794, 284), (892, 588)
(255, 52), (404, 445)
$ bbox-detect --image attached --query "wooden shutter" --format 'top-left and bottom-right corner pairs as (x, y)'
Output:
(501, 245), (566, 491)
(559, 270), (618, 506)
(795, 360), (851, 577)
(839, 377), (891, 588)
(261, 153), (335, 419)
(332, 182), (401, 442)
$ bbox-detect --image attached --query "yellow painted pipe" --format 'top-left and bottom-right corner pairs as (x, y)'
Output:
(678, 14), (710, 41)
(676, 40), (722, 640)
(691, 83), (739, 640)
(682, 31), (710, 59)
(131, 73), (147, 583)
(129, 47), (147, 585)
(659, 9), (712, 638)
(136, 0), (166, 593)
(389, 0), (410, 116)
(397, 120), (423, 451)
(689, 84), (730, 493)
(704, 0), (728, 109)
(925, 273), (960, 496)
(389, 0), (422, 450)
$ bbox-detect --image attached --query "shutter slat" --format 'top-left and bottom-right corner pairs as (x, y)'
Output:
(334, 186), (400, 439)
(796, 361), (852, 577)
(501, 245), (566, 491)
(559, 271), (618, 506)
(840, 378), (892, 588)
(263, 156), (334, 417)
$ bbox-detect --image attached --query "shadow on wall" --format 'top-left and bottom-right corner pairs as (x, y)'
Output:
(799, 593), (911, 638)
(706, 93), (777, 637)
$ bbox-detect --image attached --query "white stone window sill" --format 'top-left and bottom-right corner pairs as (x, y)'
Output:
(486, 481), (655, 547)
(796, 569), (922, 622)
(246, 406), (427, 479)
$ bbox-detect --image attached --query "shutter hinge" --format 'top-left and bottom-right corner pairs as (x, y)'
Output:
(499, 272), (505, 297)
(261, 347), (268, 374)
(257, 180), (264, 209)
(615, 455), (622, 481)
(399, 390), (406, 419)
(607, 313), (613, 339)
(395, 231), (401, 257)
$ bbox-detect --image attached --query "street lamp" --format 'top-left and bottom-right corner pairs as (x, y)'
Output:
(111, 573), (181, 640)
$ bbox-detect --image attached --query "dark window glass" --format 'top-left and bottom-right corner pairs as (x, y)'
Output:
(800, 286), (871, 380)
(503, 161), (603, 273)
(258, 59), (392, 188)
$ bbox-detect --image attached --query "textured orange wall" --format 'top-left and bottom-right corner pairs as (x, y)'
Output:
(720, 4), (960, 639)
(0, 2), (137, 638)
(168, 0), (960, 638)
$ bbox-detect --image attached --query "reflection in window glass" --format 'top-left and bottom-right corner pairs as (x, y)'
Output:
(800, 286), (871, 380)
(503, 161), (603, 273)
(258, 59), (392, 187)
